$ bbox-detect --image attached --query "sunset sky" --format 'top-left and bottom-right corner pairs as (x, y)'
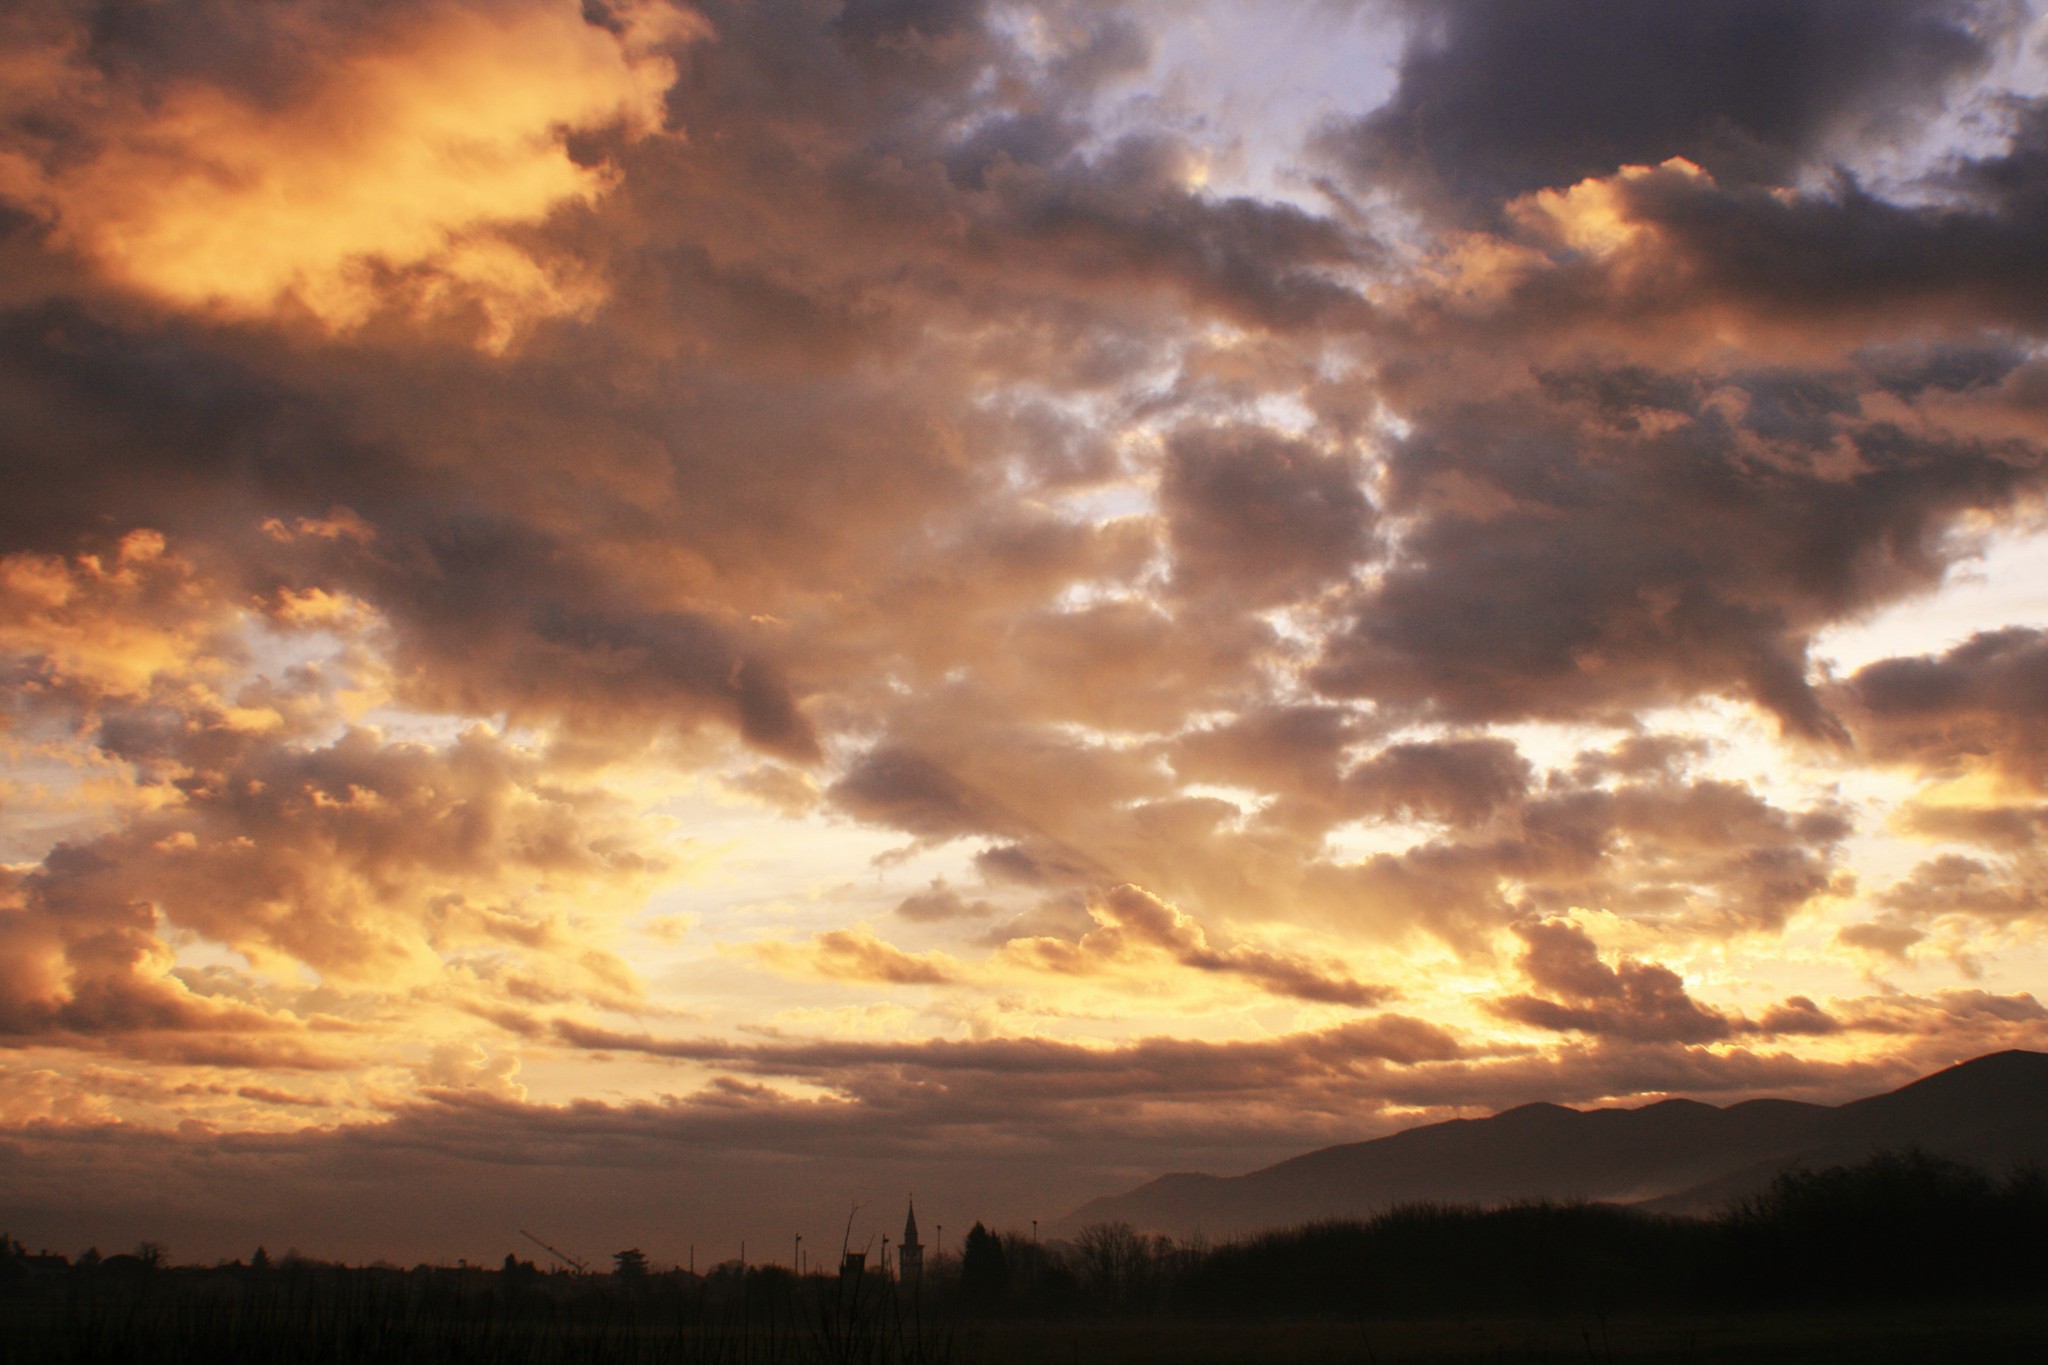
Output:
(6, 0), (2048, 1267)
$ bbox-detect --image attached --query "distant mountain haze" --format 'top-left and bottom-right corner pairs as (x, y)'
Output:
(1058, 1051), (2048, 1237)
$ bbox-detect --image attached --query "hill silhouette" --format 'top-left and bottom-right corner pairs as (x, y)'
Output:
(1058, 1050), (2048, 1236)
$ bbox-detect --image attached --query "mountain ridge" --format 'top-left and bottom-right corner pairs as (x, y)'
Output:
(1058, 1050), (2048, 1237)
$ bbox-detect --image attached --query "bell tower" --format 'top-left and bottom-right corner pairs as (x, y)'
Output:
(898, 1197), (923, 1290)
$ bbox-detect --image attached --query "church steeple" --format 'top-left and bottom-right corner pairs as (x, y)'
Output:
(898, 1196), (924, 1289)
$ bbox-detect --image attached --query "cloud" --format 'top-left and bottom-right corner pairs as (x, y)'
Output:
(895, 879), (997, 923)
(1490, 917), (1738, 1044)
(1839, 918), (1928, 962)
(0, 716), (672, 1042)
(1843, 628), (2048, 791)
(1345, 737), (1532, 827)
(1877, 853), (2047, 926)
(1171, 705), (1366, 798)
(1160, 423), (1374, 607)
(0, 859), (286, 1040)
(0, 530), (244, 702)
(1000, 883), (1390, 1007)
(718, 764), (823, 816)
(4, 0), (2048, 1265)
(1297, 741), (1852, 949)
(555, 1011), (1465, 1095)
(1323, 0), (2004, 218)
(0, 0), (692, 341)
(1309, 352), (2039, 736)
(751, 927), (961, 986)
(1490, 917), (1843, 1043)
(830, 746), (1027, 845)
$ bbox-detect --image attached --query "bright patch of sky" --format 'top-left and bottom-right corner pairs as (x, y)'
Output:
(1103, 0), (1404, 205)
(1813, 519), (2048, 673)
(1825, 0), (2048, 205)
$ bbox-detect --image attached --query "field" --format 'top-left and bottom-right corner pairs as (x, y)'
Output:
(6, 1289), (2048, 1365)
(948, 1307), (2048, 1363)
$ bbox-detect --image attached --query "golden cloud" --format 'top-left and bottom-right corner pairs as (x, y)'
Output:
(2, 1), (696, 343)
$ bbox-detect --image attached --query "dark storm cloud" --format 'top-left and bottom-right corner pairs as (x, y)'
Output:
(1842, 628), (2048, 790)
(351, 519), (820, 758)
(656, 0), (1371, 330)
(0, 308), (829, 755)
(1, 0), (1378, 780)
(1311, 360), (2040, 735)
(0, 302), (340, 556)
(1325, 0), (2003, 217)
(1605, 135), (2048, 333)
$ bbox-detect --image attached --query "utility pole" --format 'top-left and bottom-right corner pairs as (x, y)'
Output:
(794, 1233), (802, 1274)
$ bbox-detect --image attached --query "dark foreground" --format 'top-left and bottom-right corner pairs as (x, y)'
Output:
(5, 1299), (2047, 1365)
(7, 1152), (2047, 1363)
(948, 1307), (2048, 1363)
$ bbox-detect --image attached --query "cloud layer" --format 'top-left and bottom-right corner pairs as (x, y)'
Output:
(5, 0), (2048, 1259)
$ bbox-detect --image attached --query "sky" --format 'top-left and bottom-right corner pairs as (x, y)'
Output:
(5, 0), (2048, 1269)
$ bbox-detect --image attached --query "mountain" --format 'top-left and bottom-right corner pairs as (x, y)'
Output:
(1058, 1051), (2048, 1238)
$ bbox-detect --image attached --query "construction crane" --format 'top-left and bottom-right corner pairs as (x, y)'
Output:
(520, 1229), (589, 1274)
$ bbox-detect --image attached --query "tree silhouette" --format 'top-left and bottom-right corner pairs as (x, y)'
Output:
(959, 1222), (1007, 1309)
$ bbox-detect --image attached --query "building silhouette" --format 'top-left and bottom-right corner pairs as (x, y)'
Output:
(897, 1198), (923, 1291)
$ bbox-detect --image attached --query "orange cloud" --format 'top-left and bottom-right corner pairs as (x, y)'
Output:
(0, 530), (235, 700)
(751, 927), (962, 986)
(3, 1), (695, 344)
(1001, 883), (1390, 1007)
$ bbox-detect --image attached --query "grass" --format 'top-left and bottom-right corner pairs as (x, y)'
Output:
(935, 1305), (2048, 1363)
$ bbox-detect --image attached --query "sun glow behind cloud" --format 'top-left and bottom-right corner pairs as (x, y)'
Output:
(1, 0), (692, 343)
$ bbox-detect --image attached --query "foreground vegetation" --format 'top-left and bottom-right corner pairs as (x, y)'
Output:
(5, 1152), (2046, 1363)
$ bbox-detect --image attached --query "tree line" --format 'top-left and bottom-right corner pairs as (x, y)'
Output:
(8, 1154), (2039, 1342)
